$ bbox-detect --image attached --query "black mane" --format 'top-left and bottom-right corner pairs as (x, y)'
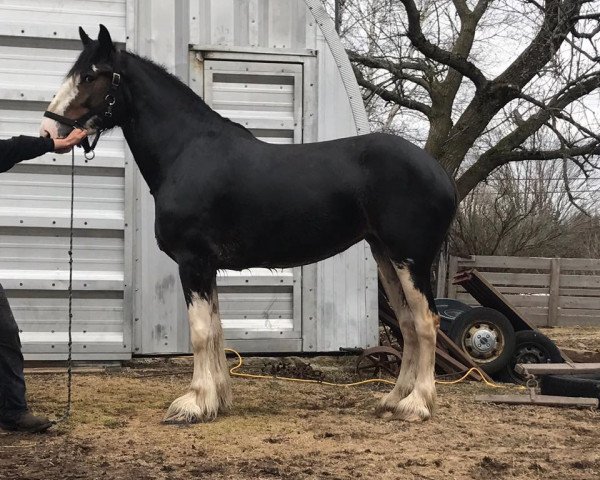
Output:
(127, 52), (255, 138)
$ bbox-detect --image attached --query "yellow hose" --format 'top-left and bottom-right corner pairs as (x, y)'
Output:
(225, 348), (513, 389)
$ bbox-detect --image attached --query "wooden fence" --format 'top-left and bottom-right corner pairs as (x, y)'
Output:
(447, 256), (600, 327)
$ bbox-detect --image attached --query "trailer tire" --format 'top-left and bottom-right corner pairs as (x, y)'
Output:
(496, 330), (563, 384)
(448, 307), (516, 375)
(540, 374), (600, 401)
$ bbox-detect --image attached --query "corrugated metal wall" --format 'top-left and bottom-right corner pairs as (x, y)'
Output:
(190, 0), (312, 50)
(0, 0), (377, 358)
(309, 4), (378, 352)
(0, 0), (132, 360)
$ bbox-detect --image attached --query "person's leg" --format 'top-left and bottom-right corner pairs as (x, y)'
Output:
(0, 283), (28, 419)
(0, 284), (52, 432)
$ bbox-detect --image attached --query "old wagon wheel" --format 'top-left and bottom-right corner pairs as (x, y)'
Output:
(356, 346), (402, 379)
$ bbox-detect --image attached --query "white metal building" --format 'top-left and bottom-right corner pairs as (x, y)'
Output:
(0, 0), (378, 361)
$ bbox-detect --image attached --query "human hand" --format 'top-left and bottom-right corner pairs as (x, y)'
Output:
(53, 128), (88, 153)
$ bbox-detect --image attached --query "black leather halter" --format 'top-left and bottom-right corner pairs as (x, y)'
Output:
(44, 68), (122, 160)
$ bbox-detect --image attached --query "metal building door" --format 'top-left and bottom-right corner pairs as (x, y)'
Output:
(203, 59), (303, 351)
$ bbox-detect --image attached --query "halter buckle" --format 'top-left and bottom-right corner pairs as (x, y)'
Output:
(112, 73), (121, 87)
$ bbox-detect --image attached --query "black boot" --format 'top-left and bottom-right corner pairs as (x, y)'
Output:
(0, 411), (53, 433)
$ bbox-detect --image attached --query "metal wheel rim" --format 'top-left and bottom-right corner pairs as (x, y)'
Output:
(356, 346), (402, 378)
(511, 343), (549, 368)
(461, 322), (505, 363)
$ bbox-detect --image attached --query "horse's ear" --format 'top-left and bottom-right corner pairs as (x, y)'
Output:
(98, 24), (115, 56)
(79, 27), (92, 46)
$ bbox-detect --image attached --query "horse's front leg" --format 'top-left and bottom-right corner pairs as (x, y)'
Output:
(164, 264), (232, 423)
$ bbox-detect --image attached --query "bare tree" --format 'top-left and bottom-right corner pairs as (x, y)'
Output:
(332, 0), (600, 201)
(451, 160), (596, 256)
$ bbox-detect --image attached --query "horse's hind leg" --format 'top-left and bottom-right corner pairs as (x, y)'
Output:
(386, 261), (439, 421)
(370, 247), (419, 410)
(164, 260), (232, 423)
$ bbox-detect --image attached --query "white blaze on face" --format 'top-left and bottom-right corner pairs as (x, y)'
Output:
(39, 74), (80, 139)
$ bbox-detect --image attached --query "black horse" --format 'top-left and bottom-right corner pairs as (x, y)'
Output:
(40, 26), (457, 423)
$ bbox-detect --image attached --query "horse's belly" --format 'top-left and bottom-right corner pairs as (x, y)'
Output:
(220, 224), (366, 270)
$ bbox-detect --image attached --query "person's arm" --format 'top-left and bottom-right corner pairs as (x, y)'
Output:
(0, 129), (88, 173)
(0, 136), (53, 172)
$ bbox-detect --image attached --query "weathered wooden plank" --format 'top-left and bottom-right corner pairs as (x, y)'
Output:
(473, 272), (551, 287)
(505, 296), (549, 307)
(456, 285), (551, 295)
(548, 258), (561, 326)
(559, 307), (600, 316)
(560, 296), (600, 309)
(557, 315), (600, 327)
(517, 312), (549, 327)
(457, 293), (549, 308)
(560, 275), (600, 289)
(455, 256), (600, 272)
(476, 394), (598, 409)
(436, 246), (448, 298)
(516, 306), (549, 314)
(447, 256), (459, 298)
(456, 292), (548, 306)
(560, 258), (600, 271)
(515, 363), (600, 375)
(498, 286), (550, 295)
(458, 256), (552, 270)
(559, 287), (600, 297)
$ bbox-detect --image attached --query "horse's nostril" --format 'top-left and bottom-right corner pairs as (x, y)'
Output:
(42, 130), (51, 138)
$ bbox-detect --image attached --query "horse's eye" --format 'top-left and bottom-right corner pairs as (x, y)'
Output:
(84, 75), (95, 83)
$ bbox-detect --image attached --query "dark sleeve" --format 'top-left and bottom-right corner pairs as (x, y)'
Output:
(0, 136), (55, 173)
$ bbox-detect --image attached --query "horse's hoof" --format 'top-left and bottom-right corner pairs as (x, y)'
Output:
(375, 390), (404, 417)
(376, 391), (433, 422)
(163, 391), (218, 424)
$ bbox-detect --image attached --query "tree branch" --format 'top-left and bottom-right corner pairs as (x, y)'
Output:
(347, 50), (432, 92)
(494, 0), (582, 90)
(397, 0), (488, 89)
(456, 140), (600, 200)
(488, 141), (600, 163)
(351, 65), (432, 117)
(562, 158), (591, 216)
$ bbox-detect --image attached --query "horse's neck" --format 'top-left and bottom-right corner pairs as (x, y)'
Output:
(119, 53), (229, 193)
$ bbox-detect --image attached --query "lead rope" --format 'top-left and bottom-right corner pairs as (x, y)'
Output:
(55, 148), (75, 424)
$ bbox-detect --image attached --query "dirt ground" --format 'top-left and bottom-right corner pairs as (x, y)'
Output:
(1, 328), (600, 480)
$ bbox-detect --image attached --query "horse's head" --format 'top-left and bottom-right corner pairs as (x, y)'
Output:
(40, 25), (120, 140)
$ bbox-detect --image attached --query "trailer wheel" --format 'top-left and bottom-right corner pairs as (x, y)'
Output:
(541, 374), (600, 401)
(496, 330), (563, 384)
(448, 307), (516, 375)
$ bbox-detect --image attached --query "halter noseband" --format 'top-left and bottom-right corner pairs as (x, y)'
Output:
(44, 67), (122, 160)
